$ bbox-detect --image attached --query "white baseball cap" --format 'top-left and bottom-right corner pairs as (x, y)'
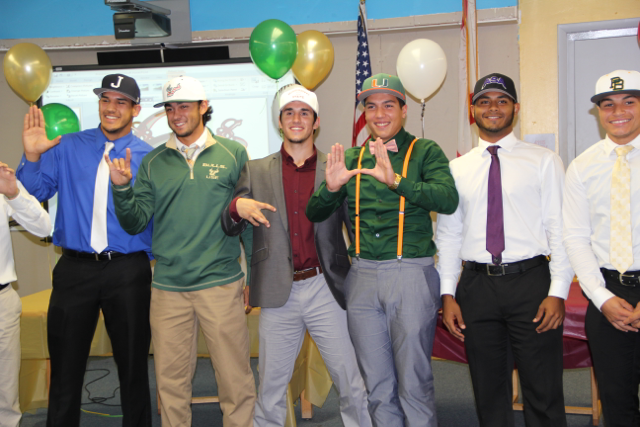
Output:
(154, 75), (207, 108)
(279, 84), (319, 115)
(591, 70), (640, 104)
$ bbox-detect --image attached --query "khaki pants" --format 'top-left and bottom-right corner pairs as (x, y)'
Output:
(150, 279), (256, 427)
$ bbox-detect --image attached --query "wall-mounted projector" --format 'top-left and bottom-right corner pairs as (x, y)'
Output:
(105, 0), (172, 39)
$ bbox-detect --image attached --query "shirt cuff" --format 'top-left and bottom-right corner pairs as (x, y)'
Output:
(19, 157), (41, 174)
(591, 286), (616, 311)
(318, 185), (344, 203)
(548, 279), (571, 300)
(439, 279), (458, 297)
(394, 176), (414, 197)
(111, 183), (132, 192)
(5, 189), (25, 207)
(230, 197), (241, 223)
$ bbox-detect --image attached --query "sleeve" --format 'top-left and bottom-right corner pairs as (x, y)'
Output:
(562, 161), (612, 309)
(221, 161), (252, 237)
(306, 182), (348, 223)
(15, 146), (61, 202)
(111, 159), (156, 235)
(235, 147), (253, 284)
(5, 181), (52, 237)
(540, 153), (574, 299)
(435, 202), (465, 296)
(393, 141), (459, 215)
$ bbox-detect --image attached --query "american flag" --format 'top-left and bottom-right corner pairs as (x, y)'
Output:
(352, 1), (372, 147)
(457, 0), (478, 156)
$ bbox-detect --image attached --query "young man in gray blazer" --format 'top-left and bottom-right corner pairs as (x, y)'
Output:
(221, 84), (371, 427)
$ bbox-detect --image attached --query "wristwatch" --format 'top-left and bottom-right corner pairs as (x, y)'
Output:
(388, 173), (402, 190)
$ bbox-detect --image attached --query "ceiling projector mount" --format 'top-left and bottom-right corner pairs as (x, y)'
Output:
(105, 0), (172, 39)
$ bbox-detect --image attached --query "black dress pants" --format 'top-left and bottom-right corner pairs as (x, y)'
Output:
(457, 261), (566, 427)
(46, 251), (152, 427)
(586, 274), (640, 427)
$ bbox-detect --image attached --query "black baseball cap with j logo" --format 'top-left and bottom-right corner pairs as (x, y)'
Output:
(93, 74), (141, 104)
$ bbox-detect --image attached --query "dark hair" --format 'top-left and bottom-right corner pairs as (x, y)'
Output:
(279, 110), (318, 123)
(199, 101), (212, 125)
(364, 96), (405, 108)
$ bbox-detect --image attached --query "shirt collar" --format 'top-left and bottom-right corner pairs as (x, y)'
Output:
(602, 133), (640, 158)
(175, 129), (208, 153)
(97, 127), (134, 154)
(478, 131), (517, 156)
(281, 144), (317, 168)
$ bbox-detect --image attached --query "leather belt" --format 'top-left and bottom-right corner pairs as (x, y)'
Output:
(601, 268), (640, 287)
(63, 248), (127, 261)
(293, 266), (323, 282)
(464, 255), (547, 277)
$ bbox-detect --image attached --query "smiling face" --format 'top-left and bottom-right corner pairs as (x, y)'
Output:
(471, 92), (519, 143)
(363, 93), (407, 141)
(597, 94), (640, 145)
(164, 101), (208, 145)
(98, 92), (140, 140)
(279, 101), (319, 146)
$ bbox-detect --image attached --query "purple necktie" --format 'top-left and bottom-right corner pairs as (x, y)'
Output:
(486, 145), (505, 265)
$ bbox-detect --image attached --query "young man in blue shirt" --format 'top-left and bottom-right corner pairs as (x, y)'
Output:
(16, 74), (154, 427)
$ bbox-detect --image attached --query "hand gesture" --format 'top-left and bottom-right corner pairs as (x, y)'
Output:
(442, 295), (466, 342)
(359, 138), (396, 186)
(244, 286), (252, 314)
(326, 143), (361, 192)
(23, 105), (62, 162)
(533, 296), (565, 333)
(236, 198), (276, 227)
(0, 162), (19, 199)
(601, 296), (638, 332)
(105, 148), (133, 186)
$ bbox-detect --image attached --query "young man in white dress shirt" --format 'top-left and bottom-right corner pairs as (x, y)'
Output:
(436, 73), (574, 427)
(563, 69), (640, 427)
(0, 161), (51, 427)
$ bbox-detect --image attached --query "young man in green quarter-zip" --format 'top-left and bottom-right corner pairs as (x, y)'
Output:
(306, 73), (458, 427)
(106, 76), (255, 427)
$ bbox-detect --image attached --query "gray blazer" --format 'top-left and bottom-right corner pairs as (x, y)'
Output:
(221, 150), (352, 309)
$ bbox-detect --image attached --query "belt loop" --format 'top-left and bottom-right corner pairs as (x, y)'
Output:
(94, 253), (99, 261)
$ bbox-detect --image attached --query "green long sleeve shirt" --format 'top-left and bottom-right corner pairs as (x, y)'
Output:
(306, 127), (458, 261)
(112, 131), (252, 292)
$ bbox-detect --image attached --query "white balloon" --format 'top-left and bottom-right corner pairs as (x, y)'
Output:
(396, 39), (447, 102)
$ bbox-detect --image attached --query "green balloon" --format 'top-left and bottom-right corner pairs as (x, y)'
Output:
(41, 103), (80, 140)
(249, 19), (297, 80)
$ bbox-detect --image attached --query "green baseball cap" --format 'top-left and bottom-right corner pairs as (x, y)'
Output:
(358, 73), (406, 104)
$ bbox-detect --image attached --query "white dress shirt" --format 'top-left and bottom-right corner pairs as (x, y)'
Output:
(1, 181), (52, 284)
(436, 132), (574, 298)
(175, 129), (208, 163)
(563, 134), (640, 310)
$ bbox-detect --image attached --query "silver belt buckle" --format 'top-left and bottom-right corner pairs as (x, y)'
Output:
(619, 273), (637, 287)
(486, 264), (506, 276)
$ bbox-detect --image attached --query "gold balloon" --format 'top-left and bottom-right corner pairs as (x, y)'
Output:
(292, 30), (334, 90)
(3, 43), (52, 105)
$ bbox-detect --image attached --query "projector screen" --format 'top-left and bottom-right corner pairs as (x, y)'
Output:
(38, 59), (295, 233)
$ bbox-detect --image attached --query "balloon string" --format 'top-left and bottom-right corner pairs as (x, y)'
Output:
(421, 101), (426, 139)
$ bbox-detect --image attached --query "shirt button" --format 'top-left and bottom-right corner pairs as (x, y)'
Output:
(294, 233), (298, 236)
(294, 211), (298, 214)
(378, 199), (382, 203)
(377, 215), (382, 219)
(375, 233), (380, 238)
(294, 190), (298, 193)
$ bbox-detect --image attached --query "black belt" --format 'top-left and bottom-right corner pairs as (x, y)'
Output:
(464, 255), (547, 277)
(62, 248), (127, 261)
(601, 268), (640, 287)
(0, 283), (10, 291)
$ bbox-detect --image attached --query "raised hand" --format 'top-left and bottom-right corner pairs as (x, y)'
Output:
(359, 138), (396, 186)
(0, 162), (19, 199)
(326, 143), (361, 192)
(23, 105), (62, 162)
(105, 148), (133, 186)
(236, 198), (276, 227)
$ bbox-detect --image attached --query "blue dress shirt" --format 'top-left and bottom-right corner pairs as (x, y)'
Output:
(16, 127), (153, 255)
